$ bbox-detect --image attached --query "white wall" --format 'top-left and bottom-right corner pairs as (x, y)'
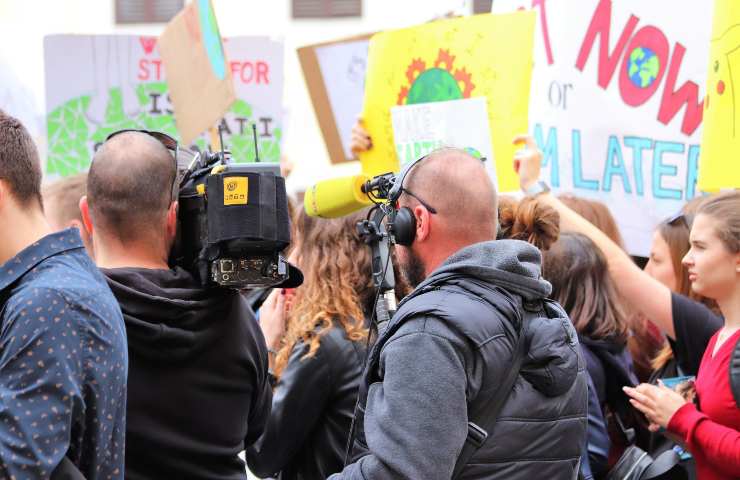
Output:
(0, 0), (474, 192)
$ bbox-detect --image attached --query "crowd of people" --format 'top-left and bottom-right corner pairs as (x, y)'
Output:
(0, 84), (738, 480)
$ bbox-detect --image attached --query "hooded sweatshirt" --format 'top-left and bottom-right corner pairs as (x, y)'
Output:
(330, 239), (588, 480)
(103, 267), (272, 480)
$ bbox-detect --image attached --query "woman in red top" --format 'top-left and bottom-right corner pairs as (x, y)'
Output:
(625, 191), (740, 479)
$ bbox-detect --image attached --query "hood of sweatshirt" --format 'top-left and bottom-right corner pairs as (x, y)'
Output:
(402, 240), (578, 397)
(102, 266), (242, 362)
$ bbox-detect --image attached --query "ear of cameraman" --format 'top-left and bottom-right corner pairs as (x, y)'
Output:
(79, 131), (272, 480)
(331, 148), (587, 480)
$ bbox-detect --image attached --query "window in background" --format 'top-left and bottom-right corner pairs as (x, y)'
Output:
(292, 0), (362, 19)
(115, 0), (184, 24)
(473, 0), (493, 14)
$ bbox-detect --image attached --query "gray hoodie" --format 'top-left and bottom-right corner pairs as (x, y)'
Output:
(330, 240), (588, 480)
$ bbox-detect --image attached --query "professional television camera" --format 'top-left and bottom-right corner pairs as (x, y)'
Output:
(171, 127), (301, 290)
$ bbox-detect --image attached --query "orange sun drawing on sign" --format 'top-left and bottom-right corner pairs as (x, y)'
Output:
(396, 49), (476, 105)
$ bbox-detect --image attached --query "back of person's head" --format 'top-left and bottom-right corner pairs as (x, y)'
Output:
(273, 208), (372, 377)
(43, 173), (87, 230)
(544, 232), (629, 343)
(402, 147), (497, 243)
(497, 195), (560, 252)
(86, 131), (175, 242)
(559, 194), (624, 248)
(0, 110), (42, 210)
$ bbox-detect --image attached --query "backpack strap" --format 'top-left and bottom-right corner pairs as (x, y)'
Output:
(451, 296), (540, 479)
(731, 336), (740, 409)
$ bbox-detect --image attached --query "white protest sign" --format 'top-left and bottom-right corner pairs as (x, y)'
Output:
(315, 39), (369, 160)
(44, 34), (284, 179)
(391, 97), (496, 184)
(492, 0), (713, 255)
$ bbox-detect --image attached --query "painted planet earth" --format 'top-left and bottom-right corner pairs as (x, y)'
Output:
(406, 68), (463, 104)
(627, 46), (661, 89)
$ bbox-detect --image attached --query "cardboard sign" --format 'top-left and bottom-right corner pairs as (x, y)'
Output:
(298, 34), (372, 165)
(158, 0), (235, 144)
(698, 0), (740, 191)
(359, 12), (536, 191)
(492, 0), (713, 255)
(44, 34), (284, 179)
(391, 97), (495, 183)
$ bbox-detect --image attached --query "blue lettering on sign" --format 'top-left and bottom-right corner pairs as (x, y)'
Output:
(686, 145), (700, 200)
(533, 123), (560, 187)
(624, 136), (653, 196)
(530, 125), (699, 201)
(652, 141), (684, 200)
(572, 129), (599, 190)
(603, 135), (632, 193)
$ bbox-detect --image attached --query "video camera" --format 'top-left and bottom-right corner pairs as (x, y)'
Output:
(170, 127), (301, 290)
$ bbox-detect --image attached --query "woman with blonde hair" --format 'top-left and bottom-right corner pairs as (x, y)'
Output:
(246, 208), (376, 480)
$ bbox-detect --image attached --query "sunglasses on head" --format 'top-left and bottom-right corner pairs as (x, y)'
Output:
(666, 212), (695, 230)
(104, 129), (183, 201)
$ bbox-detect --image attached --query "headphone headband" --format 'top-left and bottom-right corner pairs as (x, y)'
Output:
(388, 154), (429, 204)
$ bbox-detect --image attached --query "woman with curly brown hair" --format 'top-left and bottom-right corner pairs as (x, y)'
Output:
(246, 208), (376, 480)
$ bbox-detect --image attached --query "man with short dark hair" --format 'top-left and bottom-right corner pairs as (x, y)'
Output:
(80, 131), (273, 479)
(42, 173), (93, 253)
(331, 148), (587, 479)
(0, 110), (127, 479)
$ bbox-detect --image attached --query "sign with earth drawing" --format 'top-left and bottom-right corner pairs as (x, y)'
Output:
(358, 12), (536, 192)
(492, 0), (714, 256)
(43, 34), (284, 179)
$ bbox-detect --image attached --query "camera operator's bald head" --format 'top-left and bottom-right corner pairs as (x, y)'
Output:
(401, 148), (497, 242)
(86, 131), (175, 242)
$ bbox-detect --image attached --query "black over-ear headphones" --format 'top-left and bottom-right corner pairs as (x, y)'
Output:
(386, 154), (432, 247)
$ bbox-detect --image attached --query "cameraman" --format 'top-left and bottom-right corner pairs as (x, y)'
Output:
(331, 148), (587, 479)
(79, 131), (272, 480)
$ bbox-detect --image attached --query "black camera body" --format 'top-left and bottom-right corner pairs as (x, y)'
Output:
(173, 149), (299, 289)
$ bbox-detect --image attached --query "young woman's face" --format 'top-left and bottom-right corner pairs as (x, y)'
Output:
(645, 231), (678, 291)
(682, 213), (740, 301)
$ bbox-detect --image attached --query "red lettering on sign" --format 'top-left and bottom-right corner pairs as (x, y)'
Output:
(256, 61), (269, 84)
(138, 59), (149, 81)
(229, 61), (270, 84)
(532, 0), (554, 65)
(139, 36), (157, 55)
(137, 59), (164, 81)
(658, 43), (704, 135)
(575, 0), (639, 89)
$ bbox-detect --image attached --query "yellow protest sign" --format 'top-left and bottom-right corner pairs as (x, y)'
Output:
(359, 12), (536, 192)
(699, 0), (740, 191)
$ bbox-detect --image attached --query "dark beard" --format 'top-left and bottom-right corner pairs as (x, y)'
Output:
(401, 249), (427, 288)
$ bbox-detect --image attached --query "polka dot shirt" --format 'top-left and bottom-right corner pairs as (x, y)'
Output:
(0, 229), (127, 479)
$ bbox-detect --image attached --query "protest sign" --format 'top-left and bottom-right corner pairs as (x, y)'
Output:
(698, 0), (740, 192)
(44, 34), (283, 179)
(298, 34), (371, 165)
(391, 97), (495, 183)
(359, 12), (536, 191)
(158, 0), (234, 145)
(492, 0), (713, 255)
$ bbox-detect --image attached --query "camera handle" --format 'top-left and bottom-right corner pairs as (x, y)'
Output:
(356, 207), (397, 334)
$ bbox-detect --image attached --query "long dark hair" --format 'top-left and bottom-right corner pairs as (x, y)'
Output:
(273, 209), (374, 378)
(544, 232), (629, 343)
